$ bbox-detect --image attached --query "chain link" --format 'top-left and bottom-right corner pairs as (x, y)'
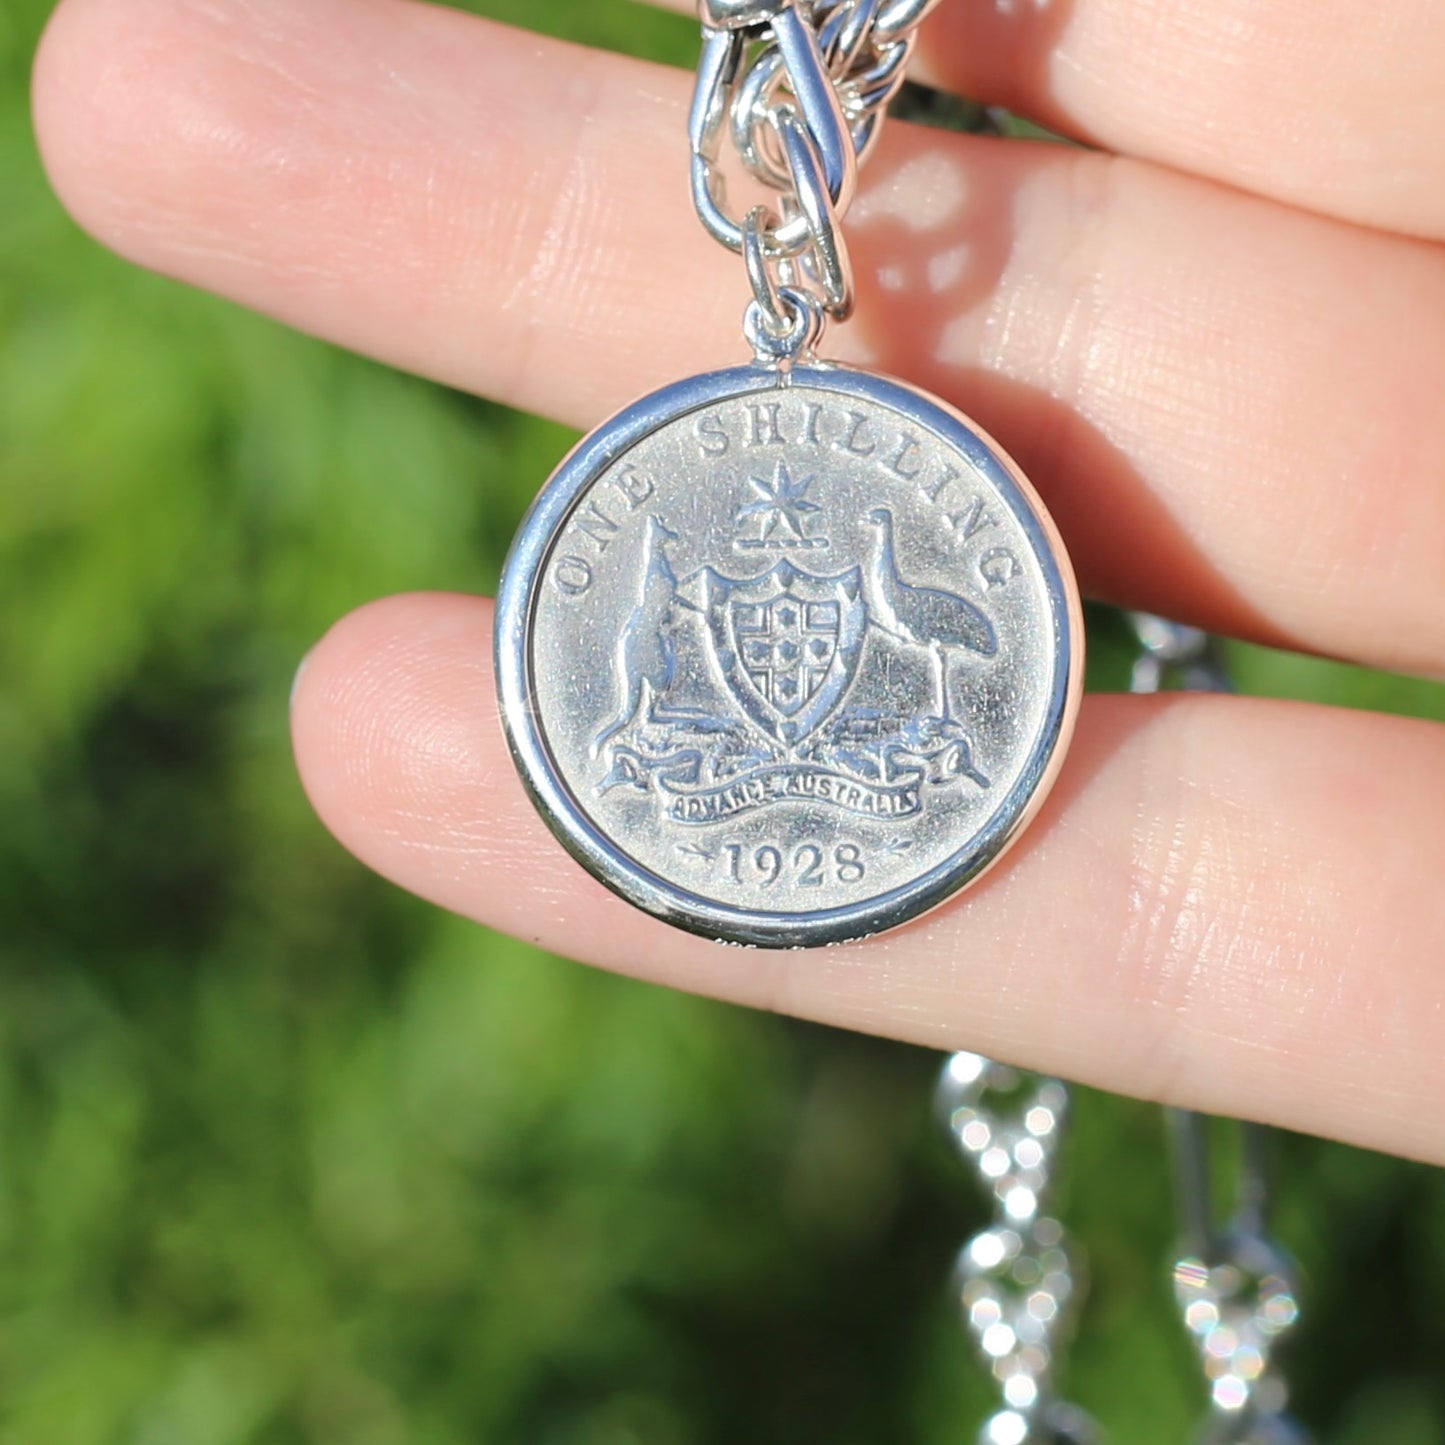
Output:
(1128, 614), (1313, 1445)
(692, 0), (942, 340)
(1169, 1115), (1310, 1445)
(938, 1052), (1103, 1445)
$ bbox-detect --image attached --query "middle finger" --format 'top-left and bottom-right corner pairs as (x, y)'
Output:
(35, 0), (1445, 675)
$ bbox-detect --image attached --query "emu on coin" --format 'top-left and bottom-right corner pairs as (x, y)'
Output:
(864, 507), (997, 724)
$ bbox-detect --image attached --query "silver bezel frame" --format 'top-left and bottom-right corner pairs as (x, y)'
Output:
(495, 362), (1083, 948)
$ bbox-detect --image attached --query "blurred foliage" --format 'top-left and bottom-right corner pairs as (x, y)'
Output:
(3, 1), (1444, 1442)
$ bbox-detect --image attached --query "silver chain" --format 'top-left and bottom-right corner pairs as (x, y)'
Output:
(937, 1052), (1102, 1445)
(938, 620), (1312, 1442)
(691, 0), (943, 352)
(1129, 615), (1312, 1445)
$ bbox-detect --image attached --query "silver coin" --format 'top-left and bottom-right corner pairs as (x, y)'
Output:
(496, 363), (1082, 948)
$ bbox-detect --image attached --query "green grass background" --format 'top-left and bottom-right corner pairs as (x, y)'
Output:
(3, 2), (1444, 1441)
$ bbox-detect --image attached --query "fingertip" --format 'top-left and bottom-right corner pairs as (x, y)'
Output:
(32, 0), (349, 280)
(33, 0), (110, 232)
(34, 0), (189, 256)
(290, 592), (497, 864)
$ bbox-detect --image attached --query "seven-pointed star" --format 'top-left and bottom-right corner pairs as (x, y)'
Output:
(736, 461), (820, 541)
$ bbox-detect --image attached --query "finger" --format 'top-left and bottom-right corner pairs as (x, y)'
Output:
(33, 0), (1445, 677)
(291, 591), (1445, 1165)
(644, 0), (1445, 240)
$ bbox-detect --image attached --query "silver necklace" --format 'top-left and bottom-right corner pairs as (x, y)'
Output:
(496, 1), (1082, 946)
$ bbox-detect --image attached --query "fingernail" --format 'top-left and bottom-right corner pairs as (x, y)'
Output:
(289, 647), (314, 714)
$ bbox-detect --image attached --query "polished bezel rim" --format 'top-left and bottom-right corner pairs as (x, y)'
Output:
(495, 361), (1083, 948)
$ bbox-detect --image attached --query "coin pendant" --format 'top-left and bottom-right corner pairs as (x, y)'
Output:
(496, 363), (1083, 948)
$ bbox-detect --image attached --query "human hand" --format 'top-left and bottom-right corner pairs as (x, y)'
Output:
(33, 0), (1445, 1163)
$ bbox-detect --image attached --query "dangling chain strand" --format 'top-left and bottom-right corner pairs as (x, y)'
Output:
(691, 0), (942, 350)
(938, 1052), (1102, 1445)
(1129, 615), (1313, 1445)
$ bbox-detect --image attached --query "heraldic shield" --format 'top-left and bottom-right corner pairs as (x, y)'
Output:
(701, 560), (867, 747)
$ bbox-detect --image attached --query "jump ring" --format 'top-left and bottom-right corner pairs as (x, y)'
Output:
(743, 286), (825, 363)
(743, 206), (793, 337)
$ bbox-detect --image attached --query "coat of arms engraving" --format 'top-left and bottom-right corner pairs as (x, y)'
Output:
(592, 502), (997, 825)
